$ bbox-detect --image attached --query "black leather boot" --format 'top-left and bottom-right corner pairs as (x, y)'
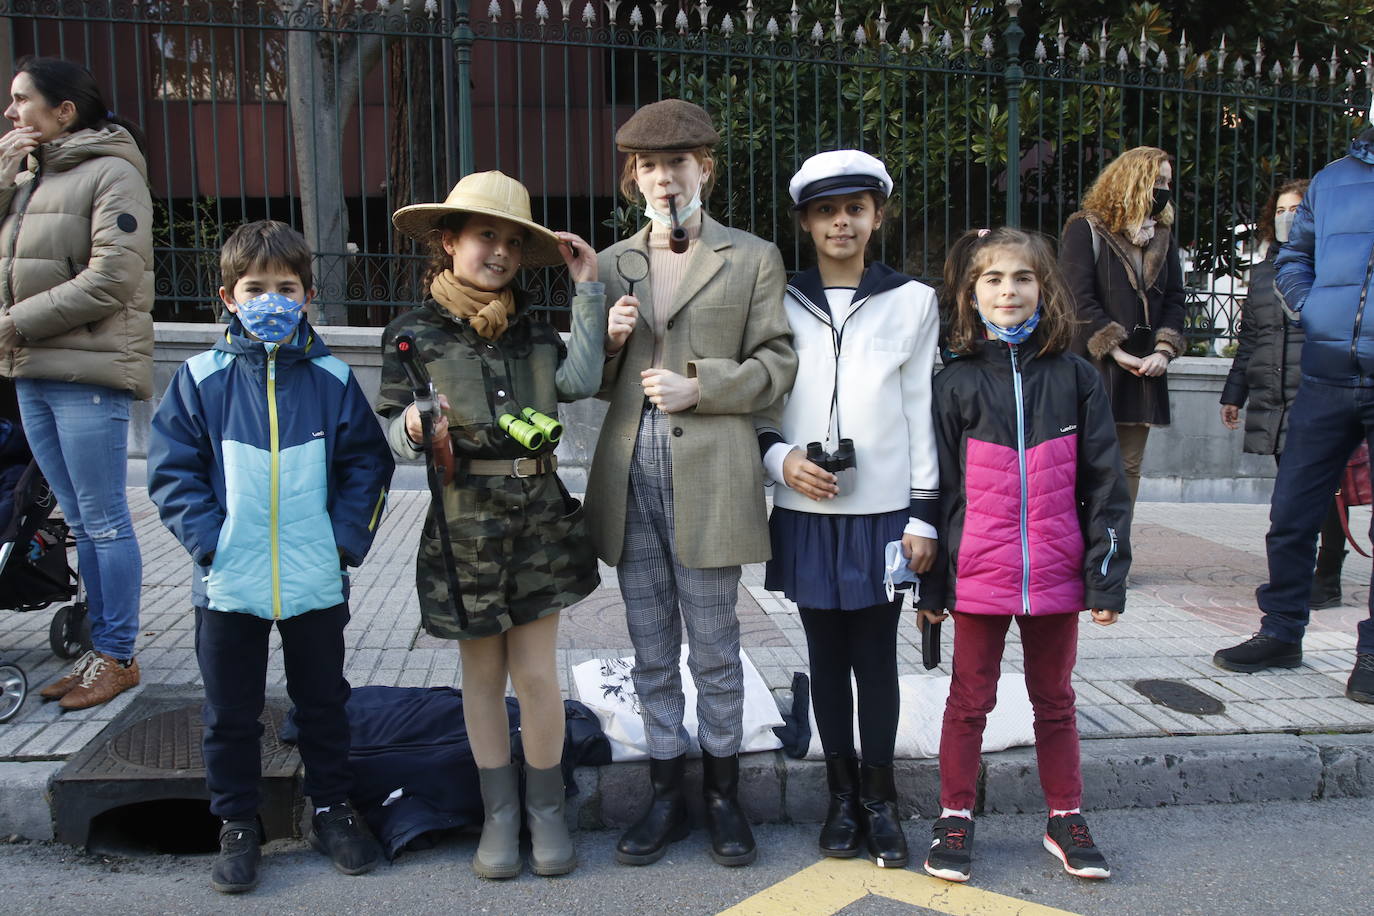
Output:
(859, 763), (908, 868)
(1310, 548), (1347, 610)
(615, 754), (689, 865)
(701, 751), (757, 866)
(819, 754), (862, 857)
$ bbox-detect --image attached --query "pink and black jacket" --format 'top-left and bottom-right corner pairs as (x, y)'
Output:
(918, 337), (1131, 616)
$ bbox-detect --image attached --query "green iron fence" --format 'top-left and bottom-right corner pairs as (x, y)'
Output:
(2, 1), (1369, 346)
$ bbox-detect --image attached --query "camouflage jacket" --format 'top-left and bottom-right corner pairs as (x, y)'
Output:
(376, 282), (605, 461)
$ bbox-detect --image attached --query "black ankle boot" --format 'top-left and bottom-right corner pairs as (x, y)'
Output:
(616, 754), (689, 866)
(701, 751), (757, 866)
(858, 763), (908, 868)
(1310, 548), (1347, 610)
(819, 754), (862, 857)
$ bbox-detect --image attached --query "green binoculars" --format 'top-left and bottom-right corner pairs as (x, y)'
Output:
(498, 414), (545, 451)
(498, 409), (561, 451)
(520, 407), (562, 443)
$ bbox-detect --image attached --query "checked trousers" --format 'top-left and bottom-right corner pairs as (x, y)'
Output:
(618, 406), (745, 760)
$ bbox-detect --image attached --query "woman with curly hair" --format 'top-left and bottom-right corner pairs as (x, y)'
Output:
(1059, 147), (1188, 508)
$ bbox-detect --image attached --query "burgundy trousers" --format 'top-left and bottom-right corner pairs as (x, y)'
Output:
(938, 610), (1083, 811)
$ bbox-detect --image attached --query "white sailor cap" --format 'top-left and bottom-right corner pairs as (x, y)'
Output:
(788, 149), (893, 209)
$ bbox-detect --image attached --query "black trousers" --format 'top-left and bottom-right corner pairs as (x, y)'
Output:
(195, 603), (353, 819)
(799, 600), (902, 766)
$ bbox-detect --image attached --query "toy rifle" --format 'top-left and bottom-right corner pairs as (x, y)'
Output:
(394, 332), (467, 629)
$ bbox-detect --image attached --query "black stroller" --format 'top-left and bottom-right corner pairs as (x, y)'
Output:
(0, 382), (89, 723)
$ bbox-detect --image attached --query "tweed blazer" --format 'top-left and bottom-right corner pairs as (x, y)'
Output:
(585, 215), (796, 569)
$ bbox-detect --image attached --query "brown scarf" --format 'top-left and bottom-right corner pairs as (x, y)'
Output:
(430, 269), (516, 340)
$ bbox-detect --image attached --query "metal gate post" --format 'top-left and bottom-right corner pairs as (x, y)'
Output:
(452, 0), (475, 179)
(1003, 1), (1025, 228)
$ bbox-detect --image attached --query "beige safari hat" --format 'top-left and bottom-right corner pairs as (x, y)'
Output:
(391, 170), (563, 268)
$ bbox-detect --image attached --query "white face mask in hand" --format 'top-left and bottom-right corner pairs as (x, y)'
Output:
(1274, 210), (1296, 244)
(883, 540), (922, 603)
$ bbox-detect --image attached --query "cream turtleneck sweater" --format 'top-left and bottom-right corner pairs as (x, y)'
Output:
(646, 211), (703, 367)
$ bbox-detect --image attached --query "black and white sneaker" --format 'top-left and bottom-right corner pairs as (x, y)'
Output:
(1043, 814), (1111, 879)
(310, 802), (382, 876)
(923, 816), (974, 882)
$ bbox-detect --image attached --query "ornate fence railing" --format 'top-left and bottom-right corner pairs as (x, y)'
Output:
(2, 1), (1368, 345)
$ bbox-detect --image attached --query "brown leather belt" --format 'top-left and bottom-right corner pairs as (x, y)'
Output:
(465, 455), (558, 478)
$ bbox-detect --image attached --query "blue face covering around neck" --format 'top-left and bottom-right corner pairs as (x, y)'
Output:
(236, 292), (304, 343)
(979, 302), (1042, 345)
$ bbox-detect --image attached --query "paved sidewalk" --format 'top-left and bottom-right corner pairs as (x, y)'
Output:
(2, 491), (1371, 763)
(1, 491), (1372, 839)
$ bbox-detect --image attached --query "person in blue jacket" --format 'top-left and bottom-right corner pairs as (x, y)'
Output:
(147, 220), (396, 893)
(1213, 127), (1374, 706)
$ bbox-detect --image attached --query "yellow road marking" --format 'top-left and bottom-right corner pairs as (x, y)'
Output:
(719, 858), (1083, 916)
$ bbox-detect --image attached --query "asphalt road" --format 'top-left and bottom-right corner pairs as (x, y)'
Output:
(0, 798), (1364, 915)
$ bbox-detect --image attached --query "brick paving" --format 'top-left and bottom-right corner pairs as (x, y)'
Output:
(1, 492), (1371, 762)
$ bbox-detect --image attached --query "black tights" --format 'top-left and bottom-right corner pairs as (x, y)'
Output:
(799, 600), (902, 766)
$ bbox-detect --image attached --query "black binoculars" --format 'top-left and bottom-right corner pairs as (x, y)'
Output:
(806, 439), (857, 497)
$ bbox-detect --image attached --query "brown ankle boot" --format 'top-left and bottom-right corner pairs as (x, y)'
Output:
(58, 653), (140, 710)
(39, 650), (99, 701)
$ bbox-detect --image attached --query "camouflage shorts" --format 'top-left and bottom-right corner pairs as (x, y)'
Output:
(416, 471), (600, 640)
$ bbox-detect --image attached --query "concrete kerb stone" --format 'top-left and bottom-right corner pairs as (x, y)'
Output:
(985, 735), (1324, 814)
(0, 761), (62, 841)
(7, 733), (1374, 842)
(572, 732), (1374, 832)
(1308, 731), (1374, 799)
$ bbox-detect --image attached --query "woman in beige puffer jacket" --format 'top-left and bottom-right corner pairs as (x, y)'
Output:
(0, 56), (153, 710)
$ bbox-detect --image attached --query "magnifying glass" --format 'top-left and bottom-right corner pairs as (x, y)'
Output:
(615, 249), (650, 297)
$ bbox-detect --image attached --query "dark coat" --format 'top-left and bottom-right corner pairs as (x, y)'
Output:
(1060, 212), (1188, 426)
(1220, 249), (1304, 455)
(1275, 128), (1374, 384)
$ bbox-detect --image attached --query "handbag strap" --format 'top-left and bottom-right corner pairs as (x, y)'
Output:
(1336, 490), (1372, 558)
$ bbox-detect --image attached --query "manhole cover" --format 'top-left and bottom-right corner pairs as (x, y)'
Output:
(107, 707), (285, 772)
(1132, 679), (1226, 715)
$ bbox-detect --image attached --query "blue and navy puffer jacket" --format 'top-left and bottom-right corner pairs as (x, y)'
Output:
(1275, 128), (1374, 384)
(147, 319), (394, 619)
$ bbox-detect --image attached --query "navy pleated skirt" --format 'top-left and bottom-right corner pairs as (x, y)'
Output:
(765, 506), (910, 611)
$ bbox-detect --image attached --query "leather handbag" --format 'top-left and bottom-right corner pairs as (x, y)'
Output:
(1336, 443), (1372, 558)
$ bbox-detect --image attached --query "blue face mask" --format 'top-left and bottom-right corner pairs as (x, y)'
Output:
(979, 302), (1042, 345)
(235, 292), (304, 343)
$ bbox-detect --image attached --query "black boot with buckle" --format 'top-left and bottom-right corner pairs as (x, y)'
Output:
(616, 754), (689, 865)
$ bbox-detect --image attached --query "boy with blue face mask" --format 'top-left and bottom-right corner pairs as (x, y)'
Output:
(146, 220), (395, 894)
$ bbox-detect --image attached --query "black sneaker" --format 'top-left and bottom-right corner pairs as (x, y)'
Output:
(1043, 814), (1111, 879)
(211, 819), (261, 894)
(1348, 653), (1374, 704)
(1213, 634), (1302, 672)
(923, 816), (974, 882)
(309, 803), (382, 876)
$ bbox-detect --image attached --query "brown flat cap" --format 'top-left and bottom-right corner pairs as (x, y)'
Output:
(615, 99), (719, 153)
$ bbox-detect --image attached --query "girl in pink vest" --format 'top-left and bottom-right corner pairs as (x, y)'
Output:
(918, 228), (1132, 884)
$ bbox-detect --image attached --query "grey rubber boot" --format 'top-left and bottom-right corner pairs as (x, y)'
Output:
(473, 764), (522, 879)
(525, 764), (576, 876)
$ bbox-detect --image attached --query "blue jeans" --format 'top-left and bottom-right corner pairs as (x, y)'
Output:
(14, 378), (141, 659)
(1257, 377), (1374, 655)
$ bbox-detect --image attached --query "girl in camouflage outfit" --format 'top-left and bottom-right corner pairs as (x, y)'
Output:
(377, 171), (606, 879)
